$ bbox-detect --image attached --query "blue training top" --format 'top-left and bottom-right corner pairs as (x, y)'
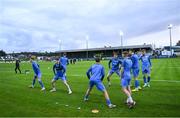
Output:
(86, 63), (105, 82)
(140, 54), (152, 69)
(32, 61), (41, 75)
(59, 56), (69, 68)
(109, 57), (122, 70)
(131, 54), (140, 69)
(122, 57), (132, 79)
(53, 63), (66, 77)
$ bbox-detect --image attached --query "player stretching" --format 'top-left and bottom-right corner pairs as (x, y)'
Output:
(130, 50), (142, 92)
(107, 51), (122, 87)
(50, 59), (72, 94)
(59, 53), (69, 79)
(140, 49), (152, 87)
(84, 57), (116, 108)
(29, 56), (45, 91)
(121, 51), (135, 108)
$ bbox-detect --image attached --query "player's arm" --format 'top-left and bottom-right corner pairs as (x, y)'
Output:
(53, 64), (56, 75)
(86, 67), (92, 79)
(139, 55), (142, 61)
(67, 59), (69, 65)
(131, 56), (134, 63)
(118, 59), (122, 69)
(108, 60), (112, 69)
(62, 65), (66, 74)
(33, 62), (39, 69)
(37, 63), (40, 68)
(148, 56), (152, 69)
(59, 58), (61, 63)
(101, 67), (105, 81)
(120, 61), (125, 78)
(120, 67), (124, 79)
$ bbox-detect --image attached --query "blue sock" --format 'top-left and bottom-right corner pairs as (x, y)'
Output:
(106, 99), (111, 105)
(38, 81), (44, 88)
(32, 79), (36, 86)
(147, 76), (151, 83)
(135, 80), (139, 88)
(143, 76), (147, 84)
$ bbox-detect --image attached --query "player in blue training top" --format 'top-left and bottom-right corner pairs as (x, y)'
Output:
(59, 53), (69, 79)
(107, 51), (122, 87)
(129, 50), (142, 92)
(121, 51), (136, 108)
(50, 59), (72, 94)
(140, 49), (152, 87)
(59, 53), (69, 69)
(84, 57), (116, 108)
(29, 56), (45, 91)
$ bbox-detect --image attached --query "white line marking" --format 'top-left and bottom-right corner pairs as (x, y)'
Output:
(70, 75), (180, 83)
(150, 80), (180, 83)
(152, 67), (180, 68)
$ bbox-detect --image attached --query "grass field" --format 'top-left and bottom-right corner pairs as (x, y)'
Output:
(0, 58), (180, 117)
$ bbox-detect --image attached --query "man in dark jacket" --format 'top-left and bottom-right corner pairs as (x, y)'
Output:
(15, 59), (21, 74)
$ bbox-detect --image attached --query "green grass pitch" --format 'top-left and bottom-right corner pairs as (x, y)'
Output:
(0, 58), (180, 117)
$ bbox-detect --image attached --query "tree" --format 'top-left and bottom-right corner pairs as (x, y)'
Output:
(0, 50), (6, 56)
(176, 40), (180, 46)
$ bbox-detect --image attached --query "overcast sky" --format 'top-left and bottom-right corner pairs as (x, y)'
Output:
(0, 0), (180, 52)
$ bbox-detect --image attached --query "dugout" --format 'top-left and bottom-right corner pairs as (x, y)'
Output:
(56, 44), (153, 59)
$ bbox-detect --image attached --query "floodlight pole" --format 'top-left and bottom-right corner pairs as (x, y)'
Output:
(59, 40), (62, 51)
(168, 24), (173, 56)
(119, 31), (124, 56)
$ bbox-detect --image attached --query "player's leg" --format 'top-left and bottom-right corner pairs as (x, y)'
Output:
(123, 87), (133, 102)
(62, 78), (72, 94)
(127, 86), (132, 95)
(84, 81), (94, 101)
(96, 82), (116, 108)
(107, 70), (114, 86)
(127, 79), (134, 100)
(132, 77), (139, 91)
(115, 70), (121, 78)
(122, 79), (135, 105)
(37, 73), (45, 91)
(29, 75), (37, 88)
(103, 90), (116, 108)
(132, 69), (141, 91)
(143, 74), (148, 87)
(15, 66), (17, 74)
(17, 66), (21, 74)
(64, 73), (67, 80)
(147, 68), (151, 87)
(127, 84), (136, 108)
(50, 76), (57, 92)
(142, 69), (148, 87)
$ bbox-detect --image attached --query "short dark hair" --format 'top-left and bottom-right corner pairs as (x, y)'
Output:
(123, 51), (129, 56)
(63, 53), (66, 56)
(113, 51), (118, 55)
(142, 49), (146, 53)
(30, 55), (36, 60)
(134, 50), (138, 53)
(95, 57), (100, 62)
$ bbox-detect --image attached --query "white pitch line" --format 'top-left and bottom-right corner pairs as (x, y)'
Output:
(70, 74), (84, 77)
(150, 79), (180, 83)
(152, 67), (180, 68)
(70, 75), (180, 83)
